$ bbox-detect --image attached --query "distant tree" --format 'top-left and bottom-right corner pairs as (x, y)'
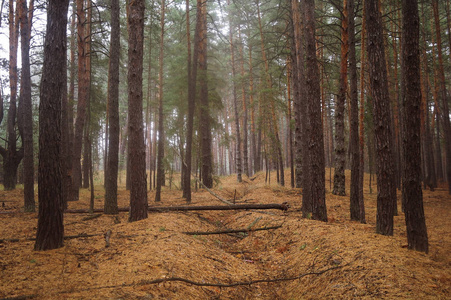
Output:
(0, 0), (23, 191)
(401, 0), (428, 253)
(104, 0), (120, 215)
(128, 0), (148, 221)
(34, 0), (69, 251)
(365, 0), (396, 235)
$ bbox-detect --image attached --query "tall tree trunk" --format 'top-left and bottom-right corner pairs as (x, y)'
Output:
(304, 0), (327, 221)
(365, 0), (396, 235)
(238, 28), (249, 178)
(104, 0), (120, 215)
(155, 0), (165, 202)
(71, 0), (89, 201)
(18, 0), (34, 211)
(248, 42), (258, 174)
(82, 0), (92, 190)
(432, 0), (451, 194)
(358, 1), (366, 223)
(401, 0), (428, 253)
(349, 0), (361, 220)
(228, 0), (242, 183)
(182, 0), (194, 201)
(34, 0), (69, 251)
(198, 0), (213, 188)
(287, 54), (295, 188)
(333, 0), (348, 196)
(0, 0), (23, 191)
(127, 0), (148, 221)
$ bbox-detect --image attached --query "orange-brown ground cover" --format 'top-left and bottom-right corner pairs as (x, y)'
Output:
(0, 170), (450, 299)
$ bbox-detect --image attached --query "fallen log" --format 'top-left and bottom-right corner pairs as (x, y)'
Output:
(182, 225), (282, 235)
(64, 203), (290, 214)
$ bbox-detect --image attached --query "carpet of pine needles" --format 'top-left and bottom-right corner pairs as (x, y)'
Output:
(0, 170), (450, 299)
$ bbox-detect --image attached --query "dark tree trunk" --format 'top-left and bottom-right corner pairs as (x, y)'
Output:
(333, 0), (348, 196)
(155, 0), (165, 203)
(127, 0), (148, 221)
(182, 0), (196, 202)
(401, 0), (428, 253)
(348, 0), (361, 220)
(432, 0), (451, 194)
(229, 0), (242, 183)
(71, 0), (89, 201)
(304, 0), (327, 222)
(104, 0), (120, 215)
(365, 0), (396, 236)
(198, 0), (213, 188)
(34, 0), (68, 251)
(1, 0), (22, 191)
(18, 0), (34, 212)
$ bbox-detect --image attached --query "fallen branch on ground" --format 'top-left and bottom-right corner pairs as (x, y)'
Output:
(60, 264), (345, 294)
(182, 225), (282, 235)
(64, 203), (289, 214)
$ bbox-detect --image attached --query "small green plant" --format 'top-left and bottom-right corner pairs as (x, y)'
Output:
(159, 227), (166, 232)
(300, 243), (307, 250)
(29, 259), (37, 263)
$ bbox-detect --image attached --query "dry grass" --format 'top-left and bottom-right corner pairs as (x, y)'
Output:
(0, 170), (450, 299)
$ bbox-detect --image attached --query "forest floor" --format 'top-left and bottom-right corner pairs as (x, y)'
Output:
(0, 170), (450, 299)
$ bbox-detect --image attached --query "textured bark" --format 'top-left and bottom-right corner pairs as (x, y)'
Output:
(18, 0), (34, 211)
(198, 1), (213, 188)
(348, 0), (360, 221)
(304, 0), (327, 221)
(71, 0), (89, 201)
(291, 0), (304, 190)
(34, 0), (69, 251)
(358, 3), (366, 223)
(155, 0), (165, 203)
(127, 0), (148, 221)
(401, 0), (428, 253)
(239, 28), (249, 178)
(333, 0), (348, 197)
(104, 0), (120, 215)
(182, 0), (195, 201)
(228, 0), (242, 183)
(0, 0), (22, 191)
(365, 0), (396, 235)
(432, 0), (451, 194)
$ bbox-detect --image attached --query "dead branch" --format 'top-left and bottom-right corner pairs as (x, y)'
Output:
(104, 230), (112, 247)
(182, 225), (282, 235)
(82, 214), (102, 221)
(60, 265), (344, 294)
(64, 203), (289, 214)
(0, 295), (37, 300)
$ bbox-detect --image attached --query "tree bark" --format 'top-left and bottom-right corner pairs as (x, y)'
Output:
(401, 0), (428, 253)
(127, 0), (148, 221)
(34, 0), (69, 251)
(333, 0), (348, 197)
(104, 0), (120, 215)
(198, 0), (213, 188)
(18, 0), (34, 211)
(365, 0), (396, 235)
(304, 0), (327, 222)
(155, 0), (166, 203)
